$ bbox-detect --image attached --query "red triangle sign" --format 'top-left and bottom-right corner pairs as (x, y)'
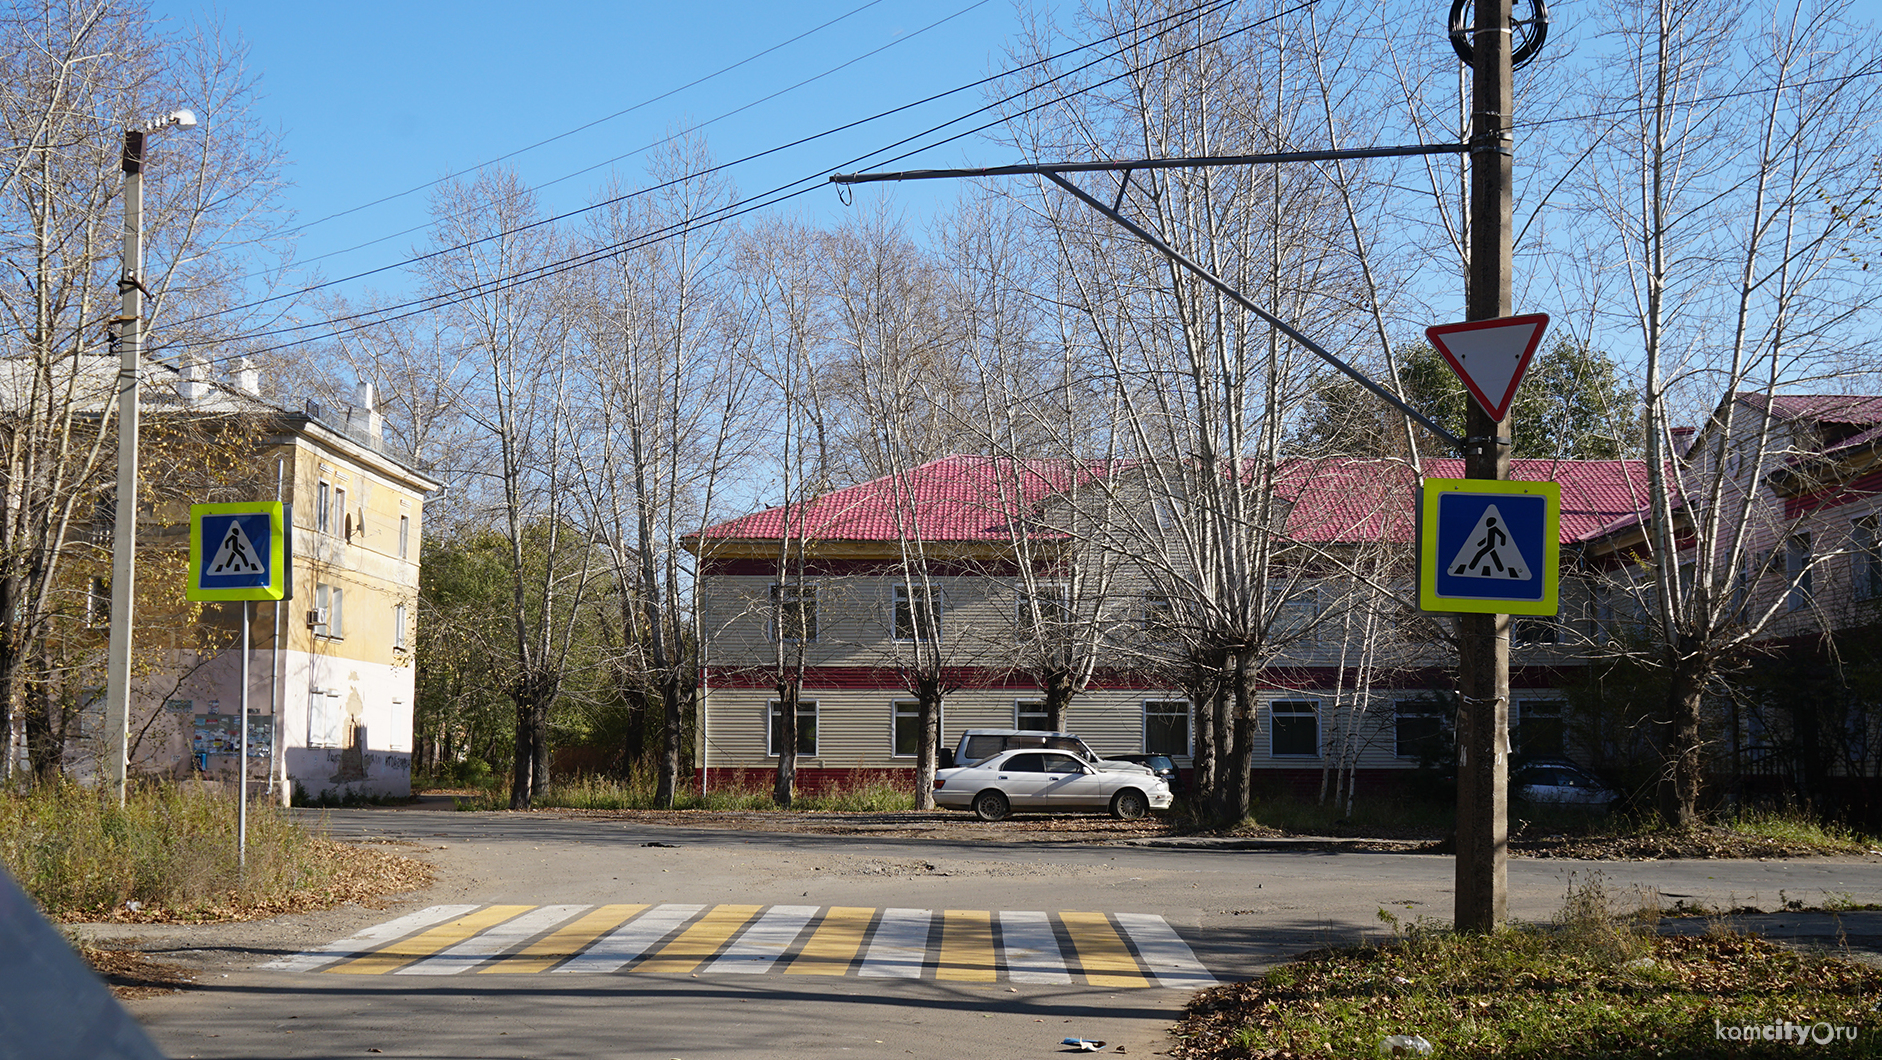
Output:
(1425, 313), (1550, 421)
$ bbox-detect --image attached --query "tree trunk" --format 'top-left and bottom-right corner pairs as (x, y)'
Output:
(1189, 670), (1218, 809)
(914, 674), (941, 810)
(1043, 668), (1075, 732)
(772, 681), (798, 808)
(1224, 650), (1255, 822)
(1657, 650), (1707, 828)
(657, 669), (684, 808)
(509, 697), (535, 809)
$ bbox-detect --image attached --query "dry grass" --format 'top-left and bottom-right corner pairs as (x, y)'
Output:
(0, 779), (431, 923)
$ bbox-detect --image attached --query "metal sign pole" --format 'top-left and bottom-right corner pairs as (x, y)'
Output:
(239, 599), (249, 873)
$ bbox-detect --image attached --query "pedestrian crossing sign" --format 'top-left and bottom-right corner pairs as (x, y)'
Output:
(189, 502), (289, 601)
(1418, 478), (1559, 615)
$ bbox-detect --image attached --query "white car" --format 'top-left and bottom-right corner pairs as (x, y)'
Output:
(933, 748), (1174, 821)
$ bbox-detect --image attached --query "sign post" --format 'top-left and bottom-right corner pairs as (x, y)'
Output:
(188, 502), (289, 870)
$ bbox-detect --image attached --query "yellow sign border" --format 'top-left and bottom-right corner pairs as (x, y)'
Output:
(188, 502), (287, 601)
(1418, 478), (1561, 615)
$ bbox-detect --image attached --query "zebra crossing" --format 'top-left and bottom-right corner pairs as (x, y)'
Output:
(261, 902), (1216, 988)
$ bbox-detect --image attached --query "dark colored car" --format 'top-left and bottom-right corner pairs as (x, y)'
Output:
(1510, 757), (1618, 808)
(1107, 753), (1184, 796)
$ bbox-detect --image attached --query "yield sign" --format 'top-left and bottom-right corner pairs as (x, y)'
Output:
(1425, 313), (1550, 420)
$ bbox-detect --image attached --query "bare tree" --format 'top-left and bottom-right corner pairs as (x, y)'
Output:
(0, 1), (285, 778)
(572, 140), (753, 808)
(412, 168), (593, 809)
(1573, 0), (1882, 825)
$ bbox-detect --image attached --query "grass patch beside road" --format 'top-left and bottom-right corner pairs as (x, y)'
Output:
(0, 779), (429, 922)
(449, 772), (916, 813)
(1173, 880), (1882, 1059)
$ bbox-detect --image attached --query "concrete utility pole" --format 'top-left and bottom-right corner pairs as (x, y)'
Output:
(1456, 0), (1515, 932)
(104, 110), (194, 804)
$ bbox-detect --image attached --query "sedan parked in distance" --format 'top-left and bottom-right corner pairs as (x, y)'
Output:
(933, 748), (1174, 821)
(1512, 758), (1619, 808)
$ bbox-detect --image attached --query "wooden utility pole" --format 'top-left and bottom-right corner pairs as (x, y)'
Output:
(1456, 0), (1514, 932)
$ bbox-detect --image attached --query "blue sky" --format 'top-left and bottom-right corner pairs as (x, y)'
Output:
(151, 0), (1032, 304)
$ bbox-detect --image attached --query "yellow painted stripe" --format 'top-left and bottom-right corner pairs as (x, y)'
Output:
(785, 907), (875, 976)
(634, 904), (761, 974)
(1059, 911), (1150, 988)
(480, 904), (648, 974)
(327, 906), (533, 975)
(936, 909), (997, 982)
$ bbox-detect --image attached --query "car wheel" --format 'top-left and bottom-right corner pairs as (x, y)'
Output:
(1111, 789), (1149, 821)
(972, 790), (1011, 822)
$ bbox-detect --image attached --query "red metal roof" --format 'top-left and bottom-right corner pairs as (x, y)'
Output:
(696, 455), (1094, 544)
(699, 454), (1652, 548)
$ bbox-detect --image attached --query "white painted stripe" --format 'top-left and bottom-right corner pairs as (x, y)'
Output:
(997, 910), (1072, 984)
(395, 905), (589, 975)
(706, 905), (820, 974)
(1113, 913), (1216, 987)
(551, 904), (704, 974)
(857, 908), (932, 979)
(259, 905), (479, 972)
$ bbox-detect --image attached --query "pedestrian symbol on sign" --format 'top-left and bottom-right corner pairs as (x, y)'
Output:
(1447, 504), (1530, 580)
(208, 519), (264, 575)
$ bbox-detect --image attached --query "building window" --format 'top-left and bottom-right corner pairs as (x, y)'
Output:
(1274, 586), (1319, 645)
(1269, 700), (1319, 758)
(1513, 616), (1561, 645)
(86, 576), (109, 628)
(1143, 593), (1175, 637)
(1855, 515), (1882, 601)
(399, 515), (411, 560)
(315, 583), (344, 639)
(1017, 583), (1069, 633)
(1394, 699), (1446, 759)
(1015, 699), (1049, 731)
(316, 481), (331, 533)
(768, 699), (817, 757)
(334, 488), (347, 538)
(1144, 699), (1190, 756)
(309, 687), (342, 748)
(1516, 700), (1565, 758)
(891, 698), (943, 758)
(893, 583), (941, 642)
(1786, 534), (1812, 611)
(770, 583), (817, 642)
(393, 603), (408, 651)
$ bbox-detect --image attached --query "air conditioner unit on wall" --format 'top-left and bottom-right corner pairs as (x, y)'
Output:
(307, 607), (328, 628)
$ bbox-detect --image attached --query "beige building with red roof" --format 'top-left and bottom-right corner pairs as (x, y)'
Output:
(687, 452), (1656, 796)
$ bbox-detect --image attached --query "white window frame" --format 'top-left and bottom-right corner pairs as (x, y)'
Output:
(891, 698), (943, 758)
(1515, 699), (1566, 758)
(393, 603), (408, 651)
(767, 698), (818, 758)
(1143, 593), (1175, 637)
(1143, 699), (1191, 756)
(315, 481), (331, 534)
(1786, 533), (1813, 611)
(309, 687), (342, 748)
(1268, 699), (1320, 759)
(315, 583), (345, 640)
(334, 487), (348, 540)
(1393, 699), (1446, 759)
(892, 583), (942, 642)
(1016, 582), (1069, 632)
(398, 514), (411, 560)
(1014, 698), (1049, 731)
(769, 583), (817, 643)
(1855, 514), (1882, 601)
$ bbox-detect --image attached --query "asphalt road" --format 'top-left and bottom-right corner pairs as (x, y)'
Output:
(108, 807), (1882, 1060)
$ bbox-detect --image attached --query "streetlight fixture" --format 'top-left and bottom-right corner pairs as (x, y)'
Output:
(103, 108), (196, 805)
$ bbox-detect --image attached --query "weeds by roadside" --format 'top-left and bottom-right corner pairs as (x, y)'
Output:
(0, 779), (429, 922)
(1171, 876), (1882, 1059)
(446, 771), (917, 813)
